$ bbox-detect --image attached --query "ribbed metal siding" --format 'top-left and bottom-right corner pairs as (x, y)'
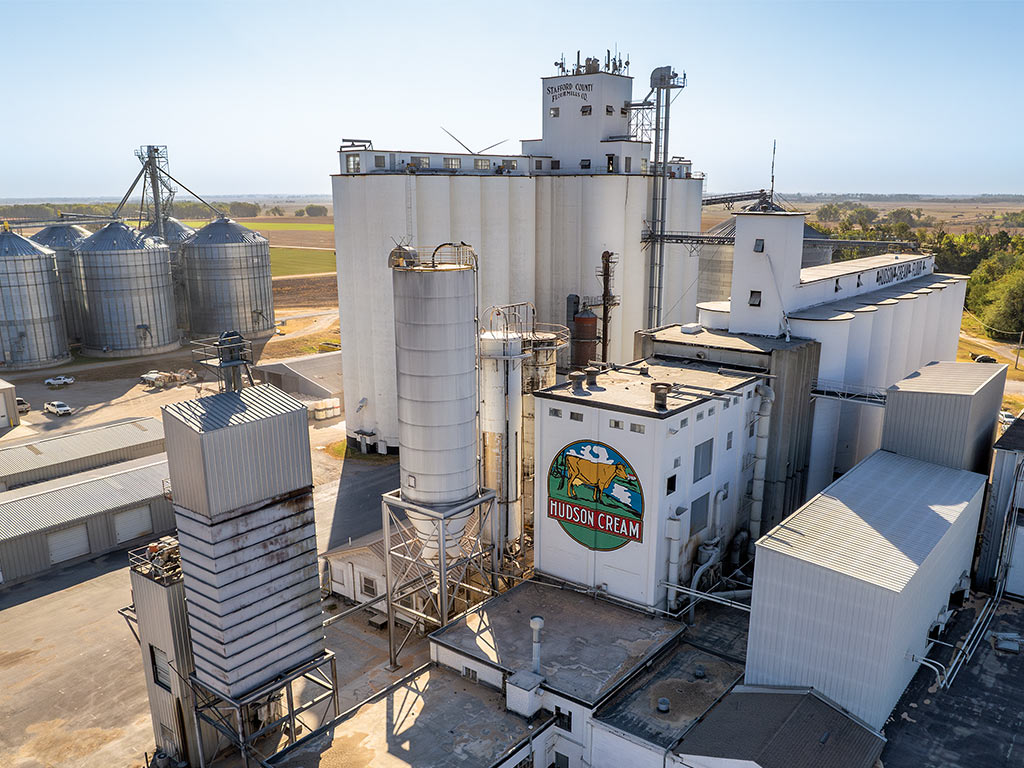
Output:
(0, 232), (70, 369)
(882, 363), (1005, 473)
(142, 217), (196, 337)
(183, 218), (275, 339)
(75, 223), (179, 356)
(0, 418), (165, 490)
(976, 447), (1024, 589)
(31, 224), (91, 342)
(393, 264), (478, 505)
(162, 385), (311, 519)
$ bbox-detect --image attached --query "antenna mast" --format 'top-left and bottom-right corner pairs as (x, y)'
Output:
(770, 139), (777, 204)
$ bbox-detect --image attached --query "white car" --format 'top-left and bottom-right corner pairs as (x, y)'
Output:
(44, 375), (75, 387)
(999, 410), (1016, 426)
(44, 401), (72, 416)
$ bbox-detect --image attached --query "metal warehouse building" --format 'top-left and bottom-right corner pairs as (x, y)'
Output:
(0, 455), (172, 586)
(745, 450), (986, 729)
(0, 417), (165, 491)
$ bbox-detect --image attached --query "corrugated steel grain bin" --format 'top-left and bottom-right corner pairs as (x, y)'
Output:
(0, 457), (172, 586)
(161, 385), (312, 520)
(745, 450), (986, 730)
(881, 361), (1006, 474)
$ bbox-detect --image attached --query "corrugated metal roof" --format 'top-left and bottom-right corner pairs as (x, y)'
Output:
(0, 231), (54, 258)
(31, 224), (91, 249)
(76, 221), (162, 252)
(758, 450), (985, 592)
(995, 417), (1024, 452)
(162, 384), (305, 433)
(141, 217), (195, 244)
(188, 217), (268, 246)
(889, 360), (1006, 396)
(675, 687), (884, 768)
(0, 417), (164, 478)
(0, 455), (168, 539)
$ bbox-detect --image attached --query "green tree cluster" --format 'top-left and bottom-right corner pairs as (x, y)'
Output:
(228, 201), (261, 218)
(304, 204), (328, 217)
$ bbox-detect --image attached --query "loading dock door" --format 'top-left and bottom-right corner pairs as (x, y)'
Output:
(47, 525), (90, 564)
(114, 505), (153, 544)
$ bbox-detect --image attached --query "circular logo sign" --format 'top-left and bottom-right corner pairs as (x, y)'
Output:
(547, 440), (644, 551)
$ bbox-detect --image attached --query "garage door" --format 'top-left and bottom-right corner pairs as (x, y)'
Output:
(114, 505), (153, 544)
(47, 525), (90, 564)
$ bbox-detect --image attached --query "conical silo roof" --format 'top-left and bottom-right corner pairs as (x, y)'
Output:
(142, 216), (196, 244)
(31, 224), (92, 250)
(0, 230), (55, 258)
(77, 221), (160, 252)
(189, 217), (268, 246)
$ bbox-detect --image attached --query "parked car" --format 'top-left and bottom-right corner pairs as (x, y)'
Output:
(44, 375), (75, 387)
(971, 353), (997, 364)
(999, 411), (1016, 426)
(43, 401), (72, 416)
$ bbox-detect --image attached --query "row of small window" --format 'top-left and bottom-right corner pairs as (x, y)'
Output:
(550, 407), (646, 433)
(549, 105), (626, 117)
(673, 396), (744, 428)
(665, 438), (727, 495)
(344, 154), (518, 173)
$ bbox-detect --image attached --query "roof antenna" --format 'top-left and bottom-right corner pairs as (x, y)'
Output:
(770, 139), (777, 204)
(441, 126), (474, 155)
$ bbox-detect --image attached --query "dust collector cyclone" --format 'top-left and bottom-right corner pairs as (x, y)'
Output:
(390, 244), (478, 560)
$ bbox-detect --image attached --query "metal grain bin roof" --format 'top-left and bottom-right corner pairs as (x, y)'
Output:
(75, 221), (159, 252)
(30, 224), (92, 250)
(0, 417), (165, 481)
(141, 217), (195, 244)
(162, 385), (311, 519)
(0, 230), (54, 259)
(757, 450), (986, 593)
(188, 217), (267, 246)
(0, 455), (168, 540)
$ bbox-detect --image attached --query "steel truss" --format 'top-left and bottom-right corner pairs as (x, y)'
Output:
(381, 488), (498, 669)
(189, 651), (339, 768)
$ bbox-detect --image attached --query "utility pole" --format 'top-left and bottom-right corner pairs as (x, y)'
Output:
(1016, 330), (1022, 370)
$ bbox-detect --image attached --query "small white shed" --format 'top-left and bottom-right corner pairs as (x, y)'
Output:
(745, 450), (986, 729)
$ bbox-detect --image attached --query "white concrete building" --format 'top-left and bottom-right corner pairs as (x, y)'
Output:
(698, 211), (966, 495)
(532, 359), (765, 611)
(332, 57), (704, 450)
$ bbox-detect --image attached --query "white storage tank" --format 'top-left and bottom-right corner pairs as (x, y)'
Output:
(391, 244), (479, 558)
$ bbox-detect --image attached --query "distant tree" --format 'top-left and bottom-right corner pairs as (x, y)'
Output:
(295, 209), (305, 217)
(228, 201), (261, 218)
(304, 204), (328, 217)
(983, 268), (1024, 339)
(815, 203), (842, 222)
(268, 206), (285, 216)
(842, 206), (879, 229)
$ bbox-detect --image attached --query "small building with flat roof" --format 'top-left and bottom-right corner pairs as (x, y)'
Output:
(533, 358), (765, 611)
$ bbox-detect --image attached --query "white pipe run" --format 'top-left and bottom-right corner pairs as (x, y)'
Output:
(748, 383), (776, 554)
(689, 538), (721, 625)
(665, 515), (683, 610)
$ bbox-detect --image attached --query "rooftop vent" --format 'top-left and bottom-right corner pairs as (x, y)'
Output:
(568, 371), (586, 394)
(584, 366), (599, 387)
(680, 322), (702, 335)
(657, 697), (671, 713)
(651, 382), (671, 410)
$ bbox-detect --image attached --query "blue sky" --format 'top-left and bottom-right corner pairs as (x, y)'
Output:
(1, 0), (1021, 197)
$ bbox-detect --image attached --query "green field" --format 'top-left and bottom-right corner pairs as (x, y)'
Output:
(270, 247), (335, 276)
(180, 220), (333, 231)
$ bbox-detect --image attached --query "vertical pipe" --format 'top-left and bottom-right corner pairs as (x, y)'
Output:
(655, 88), (671, 326)
(285, 682), (297, 745)
(438, 516), (449, 626)
(666, 515), (682, 610)
(647, 88), (663, 328)
(749, 383), (775, 552)
(530, 615), (544, 675)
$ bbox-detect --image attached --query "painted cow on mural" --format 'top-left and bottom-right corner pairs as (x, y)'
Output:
(565, 456), (633, 502)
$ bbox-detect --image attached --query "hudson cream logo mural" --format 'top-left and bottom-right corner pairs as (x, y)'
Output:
(547, 440), (644, 551)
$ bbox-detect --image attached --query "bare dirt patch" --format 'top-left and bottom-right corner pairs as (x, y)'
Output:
(16, 719), (125, 766)
(273, 274), (338, 309)
(0, 648), (37, 670)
